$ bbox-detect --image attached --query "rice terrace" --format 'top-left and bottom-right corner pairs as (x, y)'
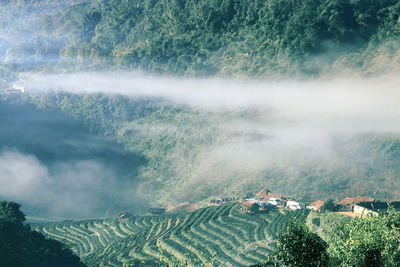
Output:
(32, 203), (308, 266)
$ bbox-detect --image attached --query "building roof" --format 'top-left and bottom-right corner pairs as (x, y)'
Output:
(308, 200), (325, 210)
(255, 189), (286, 201)
(242, 201), (257, 207)
(356, 201), (400, 211)
(340, 197), (375, 205)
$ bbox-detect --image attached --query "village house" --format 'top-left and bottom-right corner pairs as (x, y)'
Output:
(353, 204), (379, 217)
(240, 188), (307, 213)
(353, 201), (400, 216)
(255, 189), (287, 203)
(306, 200), (325, 212)
(268, 197), (282, 206)
(286, 200), (302, 210)
(340, 196), (375, 210)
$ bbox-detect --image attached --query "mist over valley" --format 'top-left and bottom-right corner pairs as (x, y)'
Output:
(1, 0), (400, 266)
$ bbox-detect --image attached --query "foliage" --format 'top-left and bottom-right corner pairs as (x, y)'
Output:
(0, 201), (85, 267)
(275, 219), (329, 267)
(328, 208), (400, 267)
(2, 0), (400, 76)
(322, 199), (339, 212)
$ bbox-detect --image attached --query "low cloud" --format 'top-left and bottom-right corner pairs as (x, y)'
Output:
(0, 149), (143, 219)
(13, 71), (400, 203)
(22, 71), (400, 136)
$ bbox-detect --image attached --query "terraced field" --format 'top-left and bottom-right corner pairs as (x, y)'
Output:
(32, 203), (308, 266)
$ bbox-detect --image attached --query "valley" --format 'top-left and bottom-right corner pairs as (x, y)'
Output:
(1, 0), (400, 266)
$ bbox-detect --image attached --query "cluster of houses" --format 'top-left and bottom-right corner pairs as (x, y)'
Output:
(302, 196), (400, 217)
(240, 190), (400, 216)
(240, 189), (303, 214)
(306, 197), (376, 214)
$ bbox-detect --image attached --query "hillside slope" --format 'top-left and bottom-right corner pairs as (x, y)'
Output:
(2, 91), (400, 214)
(33, 203), (309, 266)
(1, 0), (400, 77)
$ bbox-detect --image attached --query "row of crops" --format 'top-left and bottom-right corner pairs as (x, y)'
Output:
(32, 203), (309, 266)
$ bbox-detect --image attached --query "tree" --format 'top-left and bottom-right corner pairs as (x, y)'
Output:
(275, 219), (329, 267)
(322, 199), (338, 212)
(329, 207), (400, 266)
(0, 201), (25, 224)
(250, 203), (260, 213)
(0, 200), (85, 267)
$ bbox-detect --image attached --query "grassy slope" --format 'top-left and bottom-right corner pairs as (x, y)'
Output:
(33, 203), (309, 266)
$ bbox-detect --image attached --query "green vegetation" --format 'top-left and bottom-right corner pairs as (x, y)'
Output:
(311, 217), (320, 227)
(1, 1), (400, 210)
(2, 1), (400, 265)
(306, 212), (351, 242)
(328, 208), (400, 266)
(275, 219), (329, 267)
(305, 209), (400, 266)
(33, 203), (309, 266)
(0, 201), (85, 267)
(321, 199), (339, 212)
(2, 0), (400, 76)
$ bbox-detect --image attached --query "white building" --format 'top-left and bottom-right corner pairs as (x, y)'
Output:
(286, 201), (302, 210)
(268, 197), (282, 206)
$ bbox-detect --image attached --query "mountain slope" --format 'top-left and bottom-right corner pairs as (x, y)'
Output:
(33, 203), (309, 266)
(1, 0), (400, 77)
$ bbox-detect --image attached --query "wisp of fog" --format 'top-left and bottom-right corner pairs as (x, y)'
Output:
(22, 72), (400, 134)
(3, 71), (400, 218)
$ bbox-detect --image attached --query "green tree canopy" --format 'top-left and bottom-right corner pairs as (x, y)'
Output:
(0, 200), (86, 267)
(275, 219), (329, 267)
(329, 208), (400, 266)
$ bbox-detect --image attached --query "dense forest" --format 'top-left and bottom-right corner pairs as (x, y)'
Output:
(1, 0), (400, 77)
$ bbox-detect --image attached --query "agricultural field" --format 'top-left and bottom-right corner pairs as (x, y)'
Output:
(32, 203), (309, 266)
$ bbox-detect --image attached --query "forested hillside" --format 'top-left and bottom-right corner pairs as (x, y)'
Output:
(1, 0), (400, 77)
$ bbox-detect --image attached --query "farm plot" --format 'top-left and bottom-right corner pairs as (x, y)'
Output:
(33, 204), (309, 266)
